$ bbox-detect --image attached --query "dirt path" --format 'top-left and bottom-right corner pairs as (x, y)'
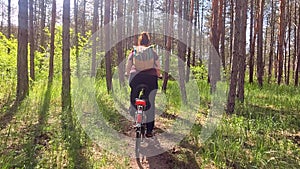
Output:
(120, 115), (200, 169)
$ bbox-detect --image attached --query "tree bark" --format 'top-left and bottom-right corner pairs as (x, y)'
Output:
(81, 0), (86, 37)
(117, 0), (125, 86)
(257, 0), (265, 87)
(295, 6), (300, 86)
(162, 0), (174, 92)
(91, 0), (99, 77)
(40, 0), (46, 52)
(268, 0), (275, 83)
(49, 0), (56, 82)
(186, 0), (194, 82)
(7, 0), (11, 54)
(177, 0), (187, 103)
(293, 0), (297, 80)
(74, 0), (79, 77)
(199, 0), (204, 64)
(17, 0), (29, 102)
(286, 0), (291, 85)
(209, 0), (221, 92)
(62, 0), (71, 111)
(29, 0), (35, 81)
(249, 0), (256, 83)
(192, 0), (199, 66)
(105, 0), (112, 92)
(237, 0), (248, 102)
(229, 0), (234, 67)
(133, 0), (138, 45)
(220, 0), (226, 71)
(227, 0), (241, 114)
(277, 0), (286, 85)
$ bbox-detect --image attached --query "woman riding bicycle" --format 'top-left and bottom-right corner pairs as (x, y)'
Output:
(125, 32), (161, 138)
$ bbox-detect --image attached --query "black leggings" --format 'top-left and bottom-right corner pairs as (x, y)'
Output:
(129, 72), (158, 133)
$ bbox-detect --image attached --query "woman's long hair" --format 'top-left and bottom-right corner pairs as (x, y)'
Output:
(138, 32), (150, 46)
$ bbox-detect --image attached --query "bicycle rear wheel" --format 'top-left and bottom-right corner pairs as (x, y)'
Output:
(135, 127), (142, 159)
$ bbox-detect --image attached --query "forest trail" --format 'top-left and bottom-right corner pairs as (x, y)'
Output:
(119, 111), (200, 169)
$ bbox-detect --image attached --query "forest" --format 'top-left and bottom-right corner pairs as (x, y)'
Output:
(0, 0), (299, 168)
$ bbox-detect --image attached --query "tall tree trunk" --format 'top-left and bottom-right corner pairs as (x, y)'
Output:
(177, 0), (187, 103)
(295, 7), (300, 86)
(162, 0), (174, 92)
(293, 0), (297, 80)
(277, 0), (286, 85)
(40, 0), (46, 52)
(133, 0), (138, 45)
(111, 0), (114, 44)
(91, 0), (99, 77)
(227, 0), (241, 114)
(62, 0), (71, 111)
(182, 0), (188, 64)
(237, 0), (248, 102)
(264, 16), (269, 68)
(218, 0), (224, 59)
(117, 0), (125, 86)
(268, 0), (275, 83)
(164, 0), (169, 48)
(192, 0), (199, 66)
(126, 0), (133, 49)
(74, 0), (79, 77)
(105, 0), (112, 92)
(29, 0), (35, 81)
(7, 0), (11, 54)
(17, 0), (29, 102)
(249, 0), (256, 83)
(210, 0), (221, 92)
(143, 0), (149, 29)
(81, 0), (86, 37)
(229, 0), (234, 67)
(34, 0), (38, 48)
(100, 0), (104, 50)
(199, 0), (204, 64)
(186, 0), (194, 82)
(149, 0), (154, 33)
(220, 0), (226, 71)
(257, 0), (265, 87)
(286, 0), (291, 85)
(49, 0), (56, 82)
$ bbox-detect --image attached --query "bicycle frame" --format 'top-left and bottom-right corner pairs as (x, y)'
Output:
(135, 99), (146, 127)
(134, 87), (147, 159)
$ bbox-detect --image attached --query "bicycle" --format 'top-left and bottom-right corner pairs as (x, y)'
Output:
(134, 84), (149, 160)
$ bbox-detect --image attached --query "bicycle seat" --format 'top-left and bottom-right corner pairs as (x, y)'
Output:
(135, 99), (146, 106)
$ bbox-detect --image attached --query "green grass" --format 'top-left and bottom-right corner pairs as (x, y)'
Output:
(194, 82), (300, 169)
(0, 78), (127, 168)
(0, 72), (299, 168)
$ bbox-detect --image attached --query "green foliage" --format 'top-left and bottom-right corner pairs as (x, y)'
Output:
(191, 64), (208, 81)
(0, 32), (17, 106)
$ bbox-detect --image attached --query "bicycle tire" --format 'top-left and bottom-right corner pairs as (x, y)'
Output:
(135, 128), (142, 159)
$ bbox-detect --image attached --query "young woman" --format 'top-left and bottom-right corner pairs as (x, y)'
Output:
(125, 32), (161, 137)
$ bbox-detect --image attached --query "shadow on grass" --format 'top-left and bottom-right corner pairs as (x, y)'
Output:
(0, 99), (18, 130)
(61, 103), (90, 168)
(139, 138), (200, 169)
(237, 103), (300, 131)
(22, 82), (52, 168)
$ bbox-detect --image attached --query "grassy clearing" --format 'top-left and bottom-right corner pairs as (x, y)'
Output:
(193, 82), (300, 168)
(0, 78), (128, 169)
